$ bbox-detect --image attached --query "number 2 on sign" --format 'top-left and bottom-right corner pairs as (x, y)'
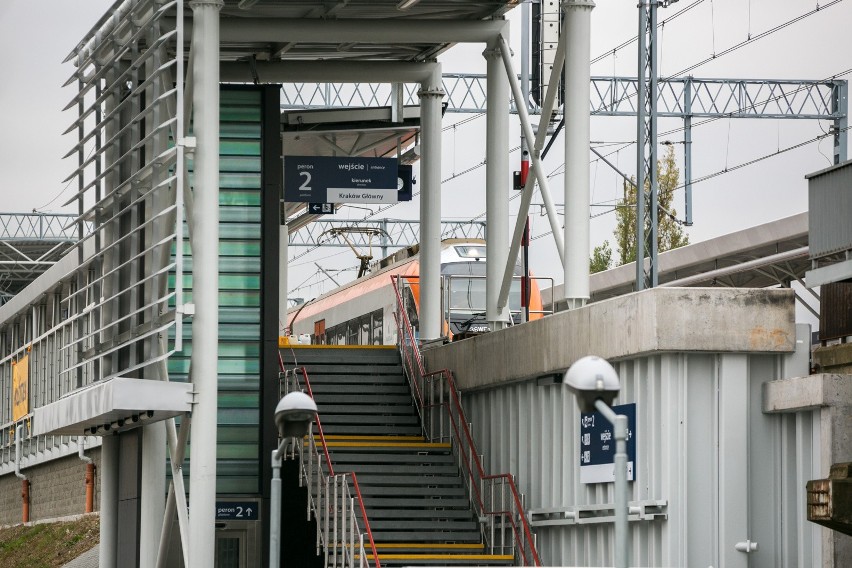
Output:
(299, 171), (312, 192)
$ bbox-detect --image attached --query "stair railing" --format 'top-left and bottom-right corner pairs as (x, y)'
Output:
(391, 275), (542, 567)
(279, 356), (382, 568)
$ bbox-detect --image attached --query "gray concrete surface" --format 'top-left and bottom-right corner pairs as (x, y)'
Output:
(61, 544), (99, 568)
(425, 287), (796, 391)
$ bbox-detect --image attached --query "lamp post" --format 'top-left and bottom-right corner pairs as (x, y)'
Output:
(563, 356), (629, 568)
(269, 391), (318, 568)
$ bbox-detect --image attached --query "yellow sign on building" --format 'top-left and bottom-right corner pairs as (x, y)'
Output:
(12, 355), (29, 422)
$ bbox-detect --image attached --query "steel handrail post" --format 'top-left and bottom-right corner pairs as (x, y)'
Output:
(349, 472), (381, 568)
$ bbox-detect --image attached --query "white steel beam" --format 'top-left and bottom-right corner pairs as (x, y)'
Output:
(496, 33), (565, 312)
(221, 60), (440, 85)
(217, 18), (507, 45)
(485, 41), (511, 330)
(280, 224), (288, 335)
(418, 66), (445, 341)
(99, 434), (119, 568)
(187, 2), (222, 567)
(562, 0), (595, 309)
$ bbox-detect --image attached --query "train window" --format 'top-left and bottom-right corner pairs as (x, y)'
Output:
(448, 278), (487, 311)
(454, 245), (486, 259)
(347, 320), (358, 345)
(359, 315), (370, 345)
(403, 287), (418, 330)
(371, 309), (383, 345)
(335, 325), (345, 346)
(508, 280), (522, 311)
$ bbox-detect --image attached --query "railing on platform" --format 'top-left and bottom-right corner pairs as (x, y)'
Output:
(279, 356), (381, 568)
(391, 275), (542, 567)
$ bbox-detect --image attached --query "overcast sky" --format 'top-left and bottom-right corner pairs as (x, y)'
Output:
(1, 0), (849, 306)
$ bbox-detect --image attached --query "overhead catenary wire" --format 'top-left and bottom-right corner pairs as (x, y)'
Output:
(590, 0), (707, 65)
(668, 0), (846, 78)
(530, 125), (851, 241)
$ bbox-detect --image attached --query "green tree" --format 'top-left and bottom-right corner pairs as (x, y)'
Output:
(614, 145), (689, 265)
(590, 240), (613, 273)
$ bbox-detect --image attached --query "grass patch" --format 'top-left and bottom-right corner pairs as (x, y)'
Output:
(0, 515), (99, 568)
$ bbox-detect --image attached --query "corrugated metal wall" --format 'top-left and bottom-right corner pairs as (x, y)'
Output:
(462, 341), (819, 567)
(808, 161), (852, 259)
(819, 282), (852, 341)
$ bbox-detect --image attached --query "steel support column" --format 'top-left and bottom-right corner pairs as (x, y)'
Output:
(496, 31), (565, 313)
(418, 66), (445, 341)
(280, 224), (289, 334)
(636, 0), (660, 290)
(188, 2), (223, 566)
(485, 42), (511, 330)
(140, 425), (167, 568)
(563, 0), (595, 309)
(834, 80), (848, 164)
(99, 434), (119, 568)
(684, 77), (694, 226)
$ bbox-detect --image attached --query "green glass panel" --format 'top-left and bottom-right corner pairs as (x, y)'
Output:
(216, 477), (258, 495)
(220, 274), (261, 289)
(219, 426), (259, 443)
(219, 443), (259, 460)
(218, 291), (261, 307)
(215, 358), (260, 374)
(219, 324), (261, 341)
(220, 105), (261, 122)
(172, 290), (261, 308)
(221, 155), (262, 172)
(220, 206), (261, 223)
(218, 392), (259, 409)
(173, 274), (260, 290)
(218, 408), (259, 424)
(220, 140), (262, 157)
(220, 122), (261, 139)
(219, 241), (262, 256)
(182, 256), (261, 274)
(220, 172), (261, 189)
(220, 191), (261, 207)
(217, 461), (260, 477)
(219, 308), (262, 324)
(220, 223), (261, 240)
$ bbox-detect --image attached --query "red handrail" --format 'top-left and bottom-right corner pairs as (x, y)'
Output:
(277, 353), (382, 568)
(391, 275), (542, 567)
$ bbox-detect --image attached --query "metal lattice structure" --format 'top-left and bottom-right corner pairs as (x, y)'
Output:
(290, 219), (486, 249)
(0, 213), (92, 305)
(282, 73), (847, 120)
(636, 0), (660, 290)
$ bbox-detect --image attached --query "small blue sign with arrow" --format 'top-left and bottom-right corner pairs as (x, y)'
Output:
(216, 501), (259, 521)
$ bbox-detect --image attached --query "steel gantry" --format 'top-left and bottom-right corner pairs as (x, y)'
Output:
(283, 71), (847, 294)
(290, 219), (487, 255)
(0, 213), (91, 305)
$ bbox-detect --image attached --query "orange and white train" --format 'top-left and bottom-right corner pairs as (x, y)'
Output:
(287, 239), (545, 345)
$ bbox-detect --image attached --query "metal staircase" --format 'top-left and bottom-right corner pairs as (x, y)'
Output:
(278, 275), (540, 567)
(280, 346), (518, 566)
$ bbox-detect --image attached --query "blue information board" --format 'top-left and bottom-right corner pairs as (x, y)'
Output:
(284, 156), (399, 204)
(215, 501), (259, 521)
(579, 402), (636, 484)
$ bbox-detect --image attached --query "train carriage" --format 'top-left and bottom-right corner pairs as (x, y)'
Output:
(287, 239), (545, 345)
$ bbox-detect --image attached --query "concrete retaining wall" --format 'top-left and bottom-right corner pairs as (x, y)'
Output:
(0, 449), (100, 526)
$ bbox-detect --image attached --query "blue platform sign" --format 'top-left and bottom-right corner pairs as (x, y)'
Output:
(285, 156), (399, 204)
(216, 501), (259, 521)
(308, 202), (334, 215)
(579, 403), (636, 484)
